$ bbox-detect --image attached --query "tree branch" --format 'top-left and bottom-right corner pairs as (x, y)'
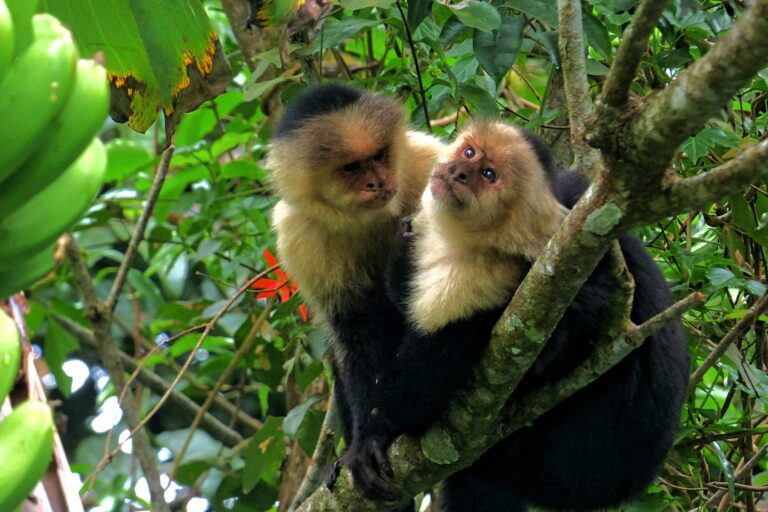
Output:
(630, 0), (768, 171)
(502, 291), (704, 437)
(106, 145), (174, 313)
(63, 236), (170, 512)
(651, 139), (768, 220)
(289, 396), (340, 512)
(557, 0), (601, 176)
(170, 302), (274, 480)
(689, 292), (768, 388)
(599, 0), (667, 108)
(52, 314), (245, 447)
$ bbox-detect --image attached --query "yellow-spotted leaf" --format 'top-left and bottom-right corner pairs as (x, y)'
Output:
(40, 0), (232, 134)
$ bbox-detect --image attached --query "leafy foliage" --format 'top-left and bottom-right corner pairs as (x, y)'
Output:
(14, 0), (768, 510)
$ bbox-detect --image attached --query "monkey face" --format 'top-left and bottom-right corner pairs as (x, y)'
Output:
(430, 143), (501, 210)
(268, 92), (406, 215)
(426, 120), (559, 245)
(335, 146), (397, 209)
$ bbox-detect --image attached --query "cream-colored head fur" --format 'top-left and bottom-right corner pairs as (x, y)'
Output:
(407, 120), (565, 333)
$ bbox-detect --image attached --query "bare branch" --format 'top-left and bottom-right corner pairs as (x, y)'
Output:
(557, 0), (601, 176)
(631, 0), (768, 170)
(702, 442), (768, 508)
(106, 145), (175, 313)
(289, 397), (340, 512)
(652, 139), (768, 220)
(63, 236), (170, 512)
(395, 0), (431, 132)
(170, 302), (274, 480)
(502, 292), (704, 437)
(689, 292), (768, 388)
(53, 314), (246, 447)
(600, 0), (667, 108)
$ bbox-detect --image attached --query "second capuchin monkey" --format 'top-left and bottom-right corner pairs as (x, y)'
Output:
(349, 120), (688, 511)
(266, 84), (444, 501)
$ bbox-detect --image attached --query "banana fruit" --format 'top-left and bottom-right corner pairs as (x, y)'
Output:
(0, 138), (107, 264)
(4, 0), (38, 59)
(0, 58), (109, 212)
(0, 244), (55, 298)
(0, 309), (20, 403)
(0, 13), (77, 183)
(0, 0), (14, 79)
(0, 400), (55, 511)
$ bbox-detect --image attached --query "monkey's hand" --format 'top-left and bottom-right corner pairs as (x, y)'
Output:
(342, 434), (401, 501)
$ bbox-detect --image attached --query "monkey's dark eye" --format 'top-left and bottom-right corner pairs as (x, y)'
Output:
(343, 162), (360, 173)
(463, 147), (475, 159)
(373, 148), (387, 161)
(481, 168), (497, 182)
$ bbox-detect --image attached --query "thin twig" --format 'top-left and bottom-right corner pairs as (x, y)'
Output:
(76, 264), (277, 490)
(289, 396), (339, 512)
(395, 0), (431, 132)
(170, 301), (274, 481)
(600, 0), (667, 108)
(701, 442), (768, 508)
(106, 145), (175, 313)
(64, 236), (170, 512)
(53, 314), (247, 446)
(556, 0), (601, 176)
(689, 292), (768, 388)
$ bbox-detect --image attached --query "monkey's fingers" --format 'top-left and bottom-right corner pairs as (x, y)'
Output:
(325, 459), (343, 491)
(371, 438), (395, 479)
(354, 462), (401, 502)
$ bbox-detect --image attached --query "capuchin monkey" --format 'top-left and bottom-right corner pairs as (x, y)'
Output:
(348, 120), (689, 511)
(266, 84), (445, 503)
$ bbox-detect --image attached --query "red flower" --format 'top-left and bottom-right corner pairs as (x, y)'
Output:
(251, 249), (308, 322)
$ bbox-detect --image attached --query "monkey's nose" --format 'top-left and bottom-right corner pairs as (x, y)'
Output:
(446, 163), (468, 184)
(365, 181), (383, 189)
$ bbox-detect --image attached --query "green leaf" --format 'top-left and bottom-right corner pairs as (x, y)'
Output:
(473, 14), (524, 83)
(221, 160), (267, 181)
(127, 269), (164, 308)
(243, 417), (286, 493)
(104, 140), (155, 183)
(729, 195), (756, 232)
(707, 267), (736, 288)
(407, 0), (433, 31)
(44, 318), (79, 397)
(528, 30), (561, 68)
(42, 0), (231, 133)
(449, 1), (501, 32)
(458, 83), (498, 116)
(296, 409), (325, 456)
(439, 16), (470, 46)
(306, 17), (380, 51)
(582, 9), (612, 60)
(283, 395), (322, 437)
(340, 0), (395, 8)
(506, 0), (559, 26)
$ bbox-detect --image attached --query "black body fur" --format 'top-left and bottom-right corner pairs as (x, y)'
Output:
(351, 154), (689, 510)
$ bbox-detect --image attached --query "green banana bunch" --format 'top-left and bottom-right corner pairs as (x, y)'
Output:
(0, 13), (78, 183)
(0, 400), (55, 511)
(0, 138), (107, 265)
(0, 0), (13, 78)
(0, 58), (109, 212)
(4, 0), (39, 60)
(0, 244), (55, 299)
(0, 309), (21, 403)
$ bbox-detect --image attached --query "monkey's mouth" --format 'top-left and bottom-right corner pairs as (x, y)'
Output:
(430, 174), (464, 206)
(357, 189), (395, 209)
